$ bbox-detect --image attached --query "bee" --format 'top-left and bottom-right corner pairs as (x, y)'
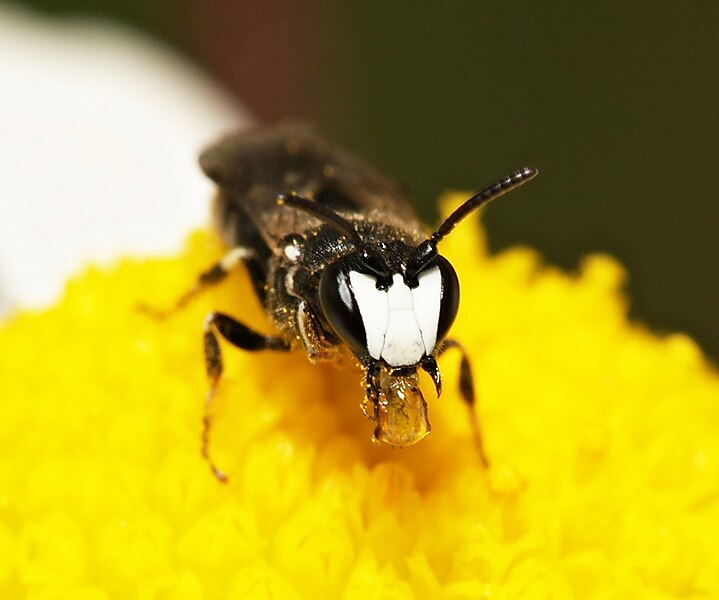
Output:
(160, 123), (537, 481)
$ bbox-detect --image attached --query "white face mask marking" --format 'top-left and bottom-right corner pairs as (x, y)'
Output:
(348, 271), (388, 360)
(349, 267), (442, 367)
(411, 266), (442, 355)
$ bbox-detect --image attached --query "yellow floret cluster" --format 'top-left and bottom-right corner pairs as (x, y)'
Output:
(2, 194), (719, 599)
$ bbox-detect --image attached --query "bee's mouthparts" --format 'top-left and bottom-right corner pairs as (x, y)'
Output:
(372, 367), (430, 447)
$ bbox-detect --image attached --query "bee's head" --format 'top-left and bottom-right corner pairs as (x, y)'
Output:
(279, 166), (538, 369)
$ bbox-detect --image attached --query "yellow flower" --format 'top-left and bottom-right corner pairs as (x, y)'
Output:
(2, 194), (719, 599)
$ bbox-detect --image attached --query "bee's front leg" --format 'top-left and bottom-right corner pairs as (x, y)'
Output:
(203, 311), (290, 482)
(439, 339), (489, 468)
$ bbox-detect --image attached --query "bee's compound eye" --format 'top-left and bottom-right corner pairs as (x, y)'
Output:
(319, 261), (368, 357)
(436, 255), (459, 342)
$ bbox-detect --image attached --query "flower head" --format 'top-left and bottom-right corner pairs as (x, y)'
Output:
(1, 195), (719, 598)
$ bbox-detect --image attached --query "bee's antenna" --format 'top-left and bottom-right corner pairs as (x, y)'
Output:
(277, 192), (363, 246)
(431, 167), (538, 245)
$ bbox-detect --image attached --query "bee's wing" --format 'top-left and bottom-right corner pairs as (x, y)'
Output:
(199, 123), (425, 248)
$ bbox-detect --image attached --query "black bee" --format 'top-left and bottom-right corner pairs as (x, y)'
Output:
(160, 123), (536, 481)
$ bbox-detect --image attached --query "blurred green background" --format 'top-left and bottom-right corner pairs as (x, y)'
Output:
(15, 1), (719, 360)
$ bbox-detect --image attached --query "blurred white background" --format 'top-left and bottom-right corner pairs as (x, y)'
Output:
(0, 4), (250, 316)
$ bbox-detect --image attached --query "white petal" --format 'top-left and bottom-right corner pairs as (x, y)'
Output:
(0, 5), (249, 316)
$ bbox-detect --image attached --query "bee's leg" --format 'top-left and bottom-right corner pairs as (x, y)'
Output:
(139, 246), (256, 318)
(296, 301), (341, 362)
(283, 266), (340, 362)
(438, 339), (490, 468)
(362, 360), (381, 418)
(203, 311), (290, 482)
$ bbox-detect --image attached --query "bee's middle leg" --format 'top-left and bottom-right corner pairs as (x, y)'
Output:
(139, 246), (256, 318)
